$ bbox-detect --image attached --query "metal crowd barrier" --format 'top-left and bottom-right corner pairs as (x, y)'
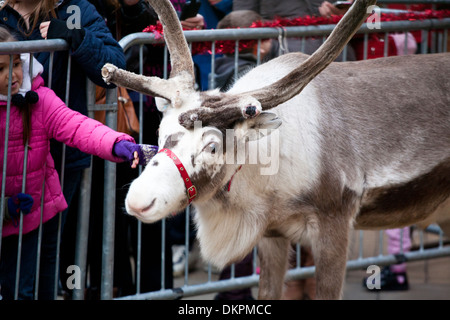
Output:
(0, 15), (449, 300)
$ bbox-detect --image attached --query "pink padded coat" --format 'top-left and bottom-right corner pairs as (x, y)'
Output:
(1, 75), (135, 237)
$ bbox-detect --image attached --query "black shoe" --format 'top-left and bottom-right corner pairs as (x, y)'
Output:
(363, 266), (409, 291)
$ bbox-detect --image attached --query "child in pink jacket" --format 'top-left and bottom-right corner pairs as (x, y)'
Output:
(0, 27), (150, 299)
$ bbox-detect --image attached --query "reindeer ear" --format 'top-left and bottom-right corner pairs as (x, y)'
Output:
(155, 97), (171, 112)
(234, 112), (282, 142)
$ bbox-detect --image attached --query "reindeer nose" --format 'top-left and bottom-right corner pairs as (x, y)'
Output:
(245, 106), (256, 116)
(127, 198), (156, 216)
(243, 105), (260, 118)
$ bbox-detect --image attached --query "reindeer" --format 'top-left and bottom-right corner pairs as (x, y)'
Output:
(101, 0), (450, 299)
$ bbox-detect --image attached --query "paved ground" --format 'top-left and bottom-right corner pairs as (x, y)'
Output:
(174, 229), (450, 300)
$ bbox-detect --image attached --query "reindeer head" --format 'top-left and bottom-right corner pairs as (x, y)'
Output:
(102, 0), (376, 223)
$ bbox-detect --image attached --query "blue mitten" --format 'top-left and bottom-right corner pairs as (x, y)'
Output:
(7, 193), (34, 227)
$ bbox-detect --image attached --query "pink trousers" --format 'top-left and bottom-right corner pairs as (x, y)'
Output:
(386, 227), (411, 273)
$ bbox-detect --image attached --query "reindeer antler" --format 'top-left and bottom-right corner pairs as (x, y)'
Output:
(101, 0), (195, 104)
(179, 0), (377, 129)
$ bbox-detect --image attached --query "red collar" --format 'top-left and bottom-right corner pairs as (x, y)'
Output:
(158, 148), (197, 203)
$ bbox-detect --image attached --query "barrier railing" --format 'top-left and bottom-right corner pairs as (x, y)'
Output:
(0, 16), (449, 301)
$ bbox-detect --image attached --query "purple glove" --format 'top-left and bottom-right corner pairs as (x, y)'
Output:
(113, 140), (158, 166)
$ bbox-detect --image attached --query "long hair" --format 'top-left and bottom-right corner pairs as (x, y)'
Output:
(0, 26), (33, 146)
(3, 0), (58, 36)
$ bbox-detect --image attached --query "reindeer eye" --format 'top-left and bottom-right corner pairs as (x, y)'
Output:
(204, 142), (217, 155)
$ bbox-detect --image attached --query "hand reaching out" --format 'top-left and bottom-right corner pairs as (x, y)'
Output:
(181, 14), (205, 30)
(319, 1), (349, 17)
(113, 140), (159, 168)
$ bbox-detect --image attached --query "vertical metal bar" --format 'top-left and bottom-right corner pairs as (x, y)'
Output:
(163, 45), (168, 80)
(72, 166), (91, 300)
(14, 152), (27, 299)
(296, 243), (301, 268)
(404, 31), (408, 55)
(256, 39), (261, 65)
(15, 143), (29, 299)
(51, 53), (72, 299)
(252, 247), (257, 275)
(48, 52), (54, 89)
(234, 40), (239, 82)
(160, 218), (166, 290)
(443, 29), (448, 52)
(421, 30), (428, 54)
(160, 42), (170, 292)
(342, 45), (348, 62)
(34, 170), (46, 299)
(430, 30), (437, 53)
(438, 30), (444, 53)
(419, 229), (424, 251)
(230, 263), (235, 279)
(184, 206), (190, 285)
(384, 33), (389, 57)
(136, 44), (144, 295)
(210, 41), (216, 89)
(358, 230), (364, 259)
(28, 52), (44, 299)
(13, 53), (31, 299)
(72, 80), (96, 300)
(100, 88), (118, 300)
(363, 33), (369, 60)
(0, 55), (14, 259)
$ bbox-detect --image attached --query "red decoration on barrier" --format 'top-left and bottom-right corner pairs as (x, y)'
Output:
(142, 10), (450, 55)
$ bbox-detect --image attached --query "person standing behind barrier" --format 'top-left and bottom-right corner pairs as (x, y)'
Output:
(193, 0), (232, 90)
(0, 26), (145, 300)
(232, 0), (356, 61)
(0, 0), (126, 299)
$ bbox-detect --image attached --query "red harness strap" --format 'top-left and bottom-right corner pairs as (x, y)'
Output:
(158, 148), (197, 203)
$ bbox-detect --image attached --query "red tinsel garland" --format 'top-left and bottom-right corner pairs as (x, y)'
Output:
(143, 10), (450, 55)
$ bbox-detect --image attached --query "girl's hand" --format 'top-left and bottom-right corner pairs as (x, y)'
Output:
(131, 151), (139, 169)
(113, 141), (159, 167)
(113, 140), (141, 168)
